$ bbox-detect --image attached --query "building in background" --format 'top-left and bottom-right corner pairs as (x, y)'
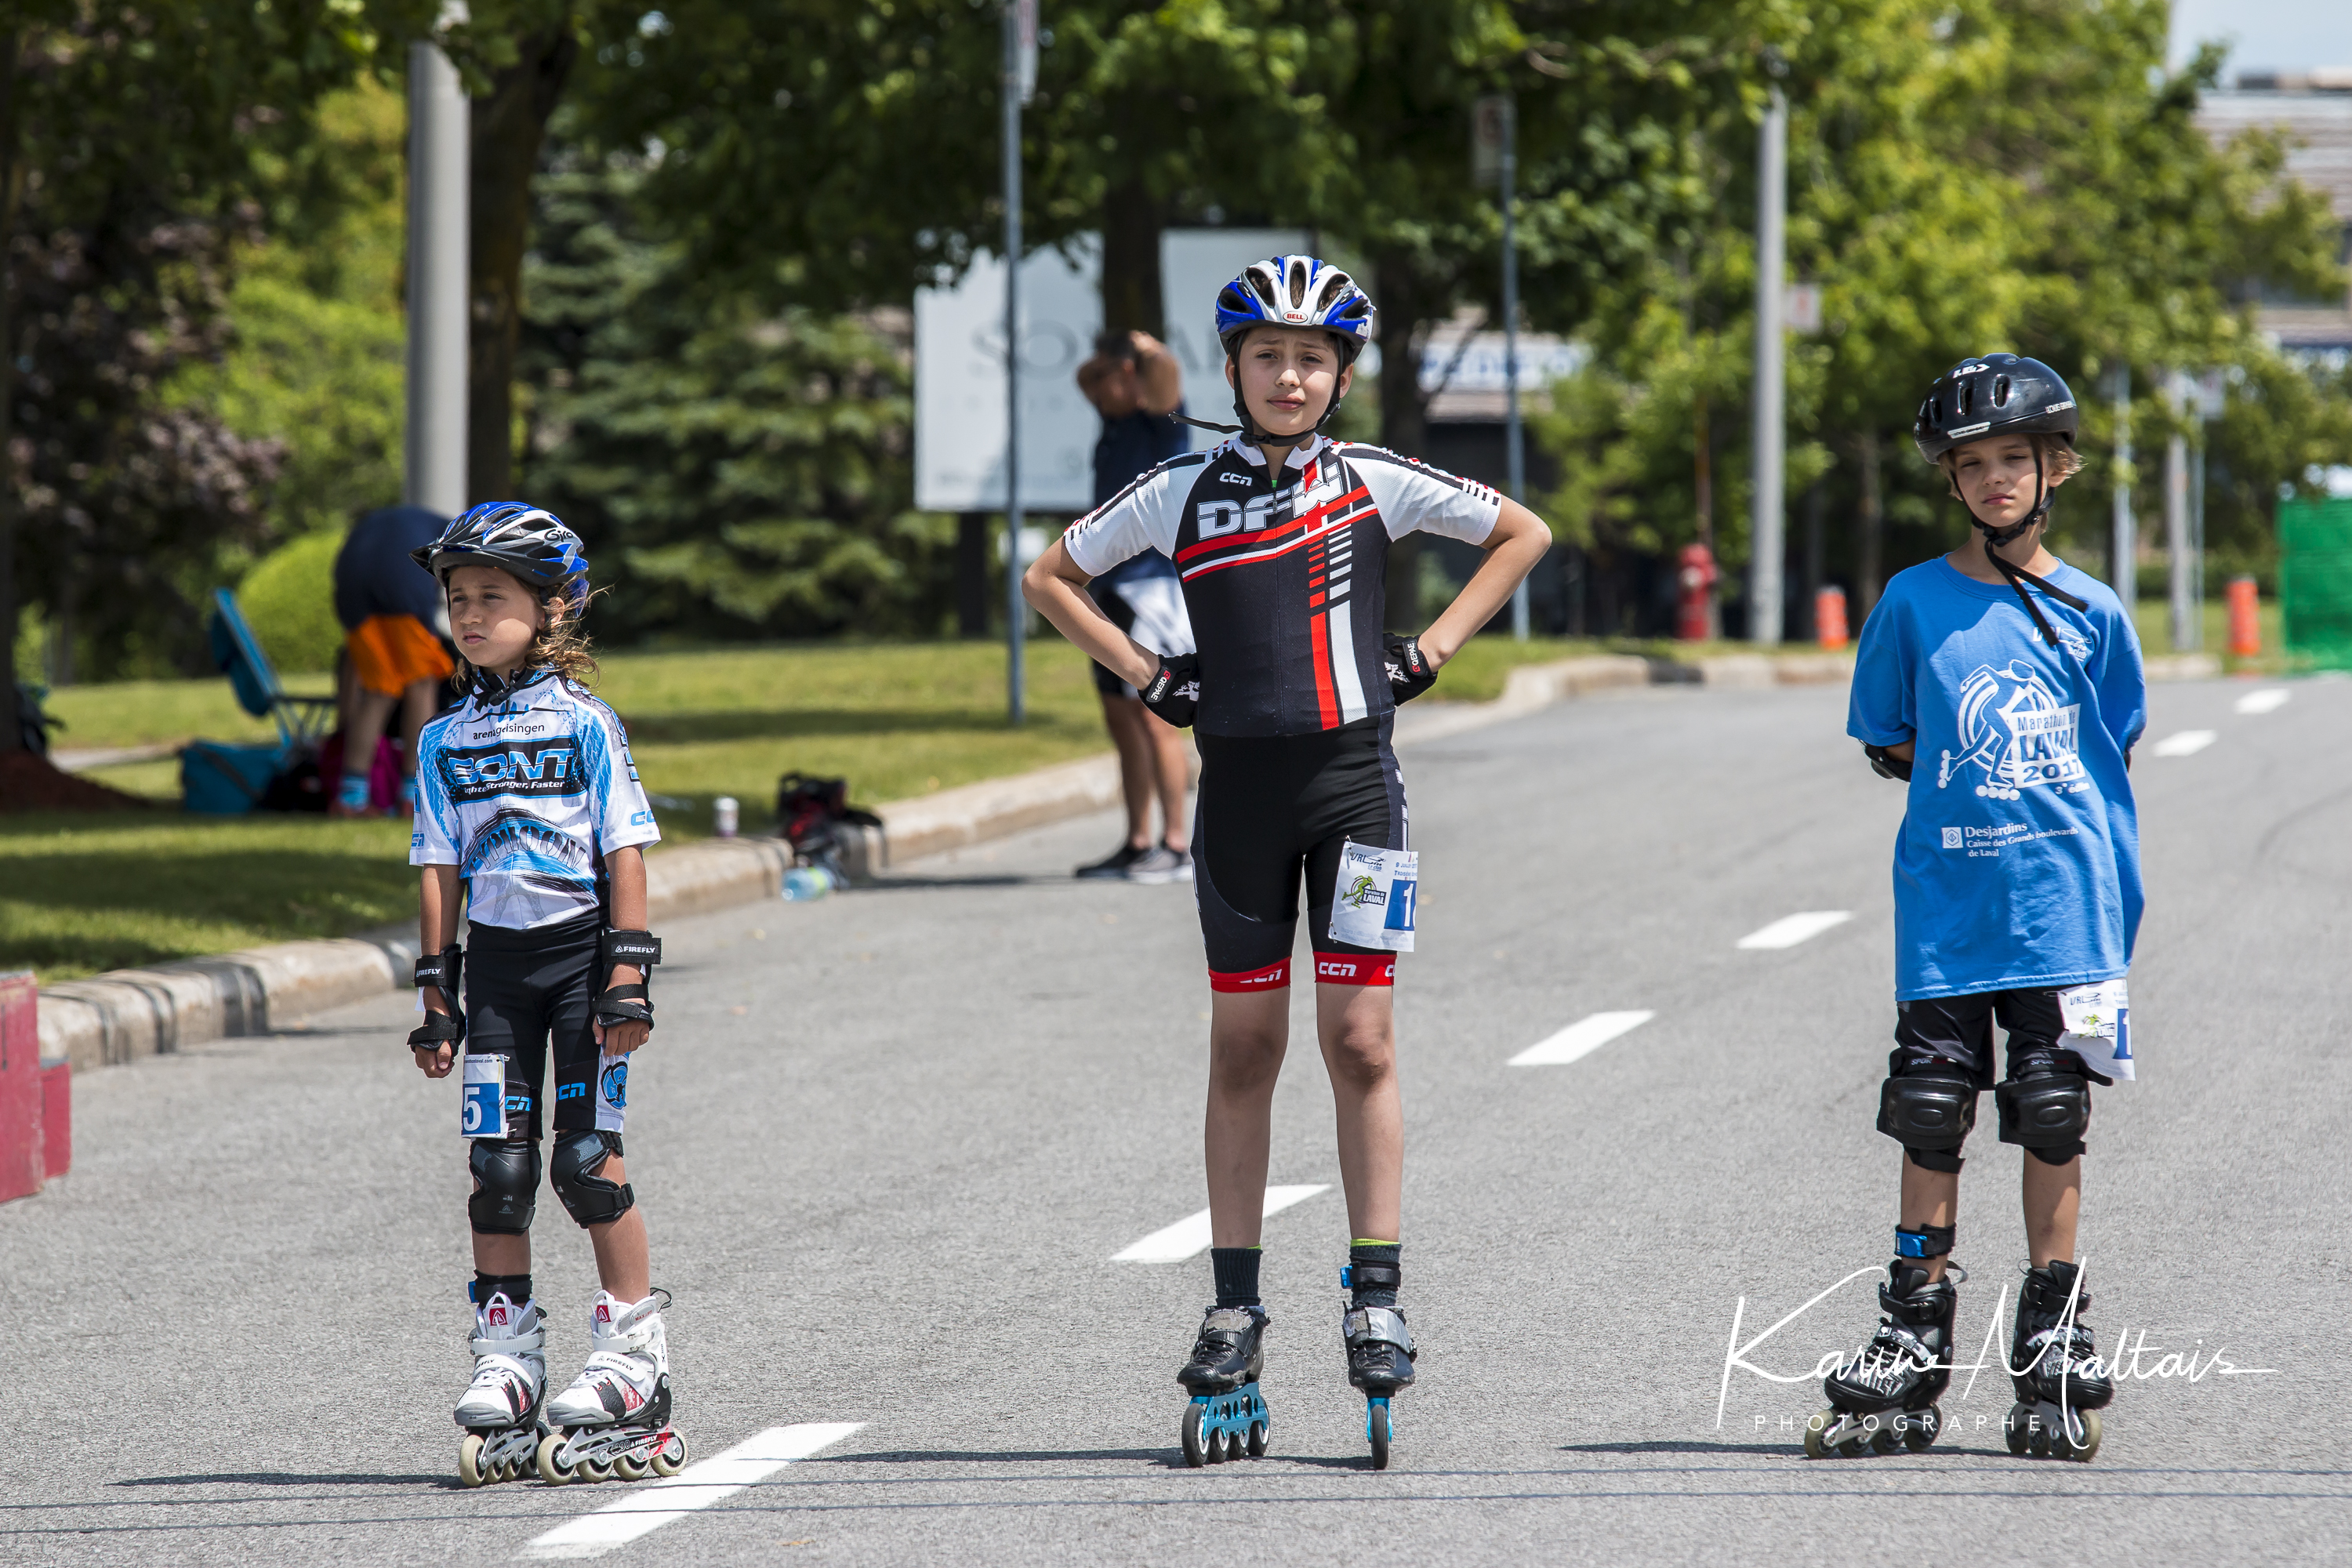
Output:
(2196, 71), (2352, 355)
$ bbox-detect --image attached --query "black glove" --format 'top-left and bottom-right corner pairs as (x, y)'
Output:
(1140, 653), (1200, 728)
(1383, 634), (1437, 704)
(408, 1008), (466, 1051)
(1864, 742), (1914, 782)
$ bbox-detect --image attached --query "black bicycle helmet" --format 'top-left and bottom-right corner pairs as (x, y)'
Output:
(1911, 354), (2086, 646)
(412, 503), (590, 608)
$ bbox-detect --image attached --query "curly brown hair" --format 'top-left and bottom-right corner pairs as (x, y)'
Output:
(452, 581), (603, 691)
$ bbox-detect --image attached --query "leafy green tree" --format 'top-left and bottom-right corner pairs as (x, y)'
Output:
(517, 140), (952, 641)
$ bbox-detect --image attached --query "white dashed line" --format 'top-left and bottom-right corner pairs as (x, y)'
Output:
(2151, 730), (2218, 757)
(2234, 688), (2291, 716)
(1735, 911), (1853, 950)
(1112, 1185), (1330, 1263)
(520, 1422), (863, 1560)
(1508, 1011), (1655, 1067)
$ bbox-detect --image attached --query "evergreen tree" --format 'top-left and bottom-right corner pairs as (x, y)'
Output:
(517, 140), (951, 643)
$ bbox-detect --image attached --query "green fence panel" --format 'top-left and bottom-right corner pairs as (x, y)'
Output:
(2280, 498), (2352, 670)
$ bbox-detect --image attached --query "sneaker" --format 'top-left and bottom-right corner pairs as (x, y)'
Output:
(1128, 845), (1193, 884)
(1075, 843), (1150, 880)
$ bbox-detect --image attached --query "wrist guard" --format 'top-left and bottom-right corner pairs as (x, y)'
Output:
(408, 1008), (465, 1050)
(1864, 742), (1914, 782)
(597, 929), (660, 1033)
(1383, 633), (1437, 704)
(413, 944), (463, 1003)
(1140, 653), (1200, 728)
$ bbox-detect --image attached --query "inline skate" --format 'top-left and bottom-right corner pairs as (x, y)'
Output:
(1806, 1256), (1961, 1459)
(2004, 1261), (2111, 1461)
(1177, 1305), (1271, 1466)
(454, 1290), (546, 1486)
(537, 1289), (688, 1483)
(1340, 1261), (1414, 1471)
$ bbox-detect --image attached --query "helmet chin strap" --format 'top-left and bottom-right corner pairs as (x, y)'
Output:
(1974, 445), (2088, 647)
(1175, 343), (1356, 493)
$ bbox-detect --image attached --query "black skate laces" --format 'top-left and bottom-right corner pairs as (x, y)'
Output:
(1973, 448), (2088, 648)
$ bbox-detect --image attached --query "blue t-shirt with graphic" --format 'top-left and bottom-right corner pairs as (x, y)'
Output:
(1847, 557), (2147, 1000)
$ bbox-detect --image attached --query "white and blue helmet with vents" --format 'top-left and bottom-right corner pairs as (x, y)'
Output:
(1214, 256), (1375, 363)
(412, 502), (590, 609)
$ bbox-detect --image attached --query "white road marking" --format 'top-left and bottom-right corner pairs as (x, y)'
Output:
(2234, 688), (2291, 716)
(1735, 910), (1853, 950)
(2152, 729), (2218, 757)
(520, 1422), (863, 1560)
(1509, 1010), (1655, 1067)
(1112, 1185), (1330, 1263)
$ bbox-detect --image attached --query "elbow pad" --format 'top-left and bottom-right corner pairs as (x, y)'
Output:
(1864, 743), (1913, 782)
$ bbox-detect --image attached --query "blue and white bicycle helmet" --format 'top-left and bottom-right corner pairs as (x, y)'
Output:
(412, 503), (590, 609)
(1210, 255), (1375, 438)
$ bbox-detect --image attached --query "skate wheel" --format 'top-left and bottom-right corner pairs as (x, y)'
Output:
(615, 1453), (648, 1482)
(1904, 1407), (1940, 1454)
(1867, 1414), (1900, 1456)
(459, 1433), (488, 1488)
(650, 1432), (688, 1477)
(1802, 1410), (1833, 1461)
(1367, 1401), (1392, 1471)
(2005, 1403), (2031, 1457)
(2059, 1408), (2101, 1462)
(1180, 1404), (1209, 1468)
(583, 1454), (616, 1482)
(1247, 1420), (1269, 1459)
(536, 1429), (578, 1486)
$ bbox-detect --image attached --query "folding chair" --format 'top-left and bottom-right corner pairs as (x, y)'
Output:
(207, 587), (336, 751)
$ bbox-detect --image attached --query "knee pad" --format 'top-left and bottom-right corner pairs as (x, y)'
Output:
(550, 1130), (635, 1228)
(1996, 1069), (2089, 1163)
(468, 1138), (539, 1235)
(1877, 1071), (1978, 1174)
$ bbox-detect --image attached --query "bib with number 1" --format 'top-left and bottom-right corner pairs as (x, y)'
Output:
(2057, 979), (2134, 1082)
(1327, 842), (1417, 953)
(462, 1054), (508, 1137)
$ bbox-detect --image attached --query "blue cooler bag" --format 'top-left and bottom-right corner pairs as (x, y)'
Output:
(181, 741), (285, 815)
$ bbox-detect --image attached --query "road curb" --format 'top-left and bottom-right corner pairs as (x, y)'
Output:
(35, 836), (792, 1074)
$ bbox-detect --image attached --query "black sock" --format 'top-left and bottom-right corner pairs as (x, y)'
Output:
(473, 1272), (534, 1306)
(1348, 1243), (1400, 1308)
(1210, 1247), (1261, 1309)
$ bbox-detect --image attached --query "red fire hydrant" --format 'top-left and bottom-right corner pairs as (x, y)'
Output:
(1677, 543), (1717, 643)
(2226, 575), (2260, 657)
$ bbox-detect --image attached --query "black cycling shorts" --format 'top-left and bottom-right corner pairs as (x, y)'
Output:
(1193, 714), (1407, 990)
(463, 912), (627, 1141)
(1088, 577), (1142, 699)
(1890, 988), (2111, 1089)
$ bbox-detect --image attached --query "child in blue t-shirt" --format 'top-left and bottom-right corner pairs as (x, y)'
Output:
(1810, 355), (2145, 1463)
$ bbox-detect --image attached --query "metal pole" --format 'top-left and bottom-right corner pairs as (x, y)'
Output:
(405, 41), (468, 517)
(2165, 369), (2194, 652)
(1501, 97), (1529, 641)
(2190, 432), (2207, 648)
(1748, 82), (1787, 646)
(1001, 2), (1027, 725)
(2110, 365), (2136, 614)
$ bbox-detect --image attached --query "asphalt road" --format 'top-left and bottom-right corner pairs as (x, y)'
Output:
(5, 675), (2347, 1566)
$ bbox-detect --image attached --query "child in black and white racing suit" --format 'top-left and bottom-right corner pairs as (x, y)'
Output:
(405, 503), (681, 1486)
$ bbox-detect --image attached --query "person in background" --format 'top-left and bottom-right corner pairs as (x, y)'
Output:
(333, 504), (459, 817)
(1073, 329), (1196, 884)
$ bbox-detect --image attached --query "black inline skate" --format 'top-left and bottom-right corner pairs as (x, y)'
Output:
(1806, 1230), (1960, 1459)
(2004, 1260), (2112, 1461)
(1177, 1306), (1272, 1466)
(1340, 1261), (1415, 1471)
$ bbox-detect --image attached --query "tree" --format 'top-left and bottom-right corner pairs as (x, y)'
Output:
(517, 136), (951, 642)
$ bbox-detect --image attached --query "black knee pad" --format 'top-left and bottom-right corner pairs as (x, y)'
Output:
(1996, 1069), (2089, 1163)
(550, 1130), (635, 1228)
(1878, 1071), (1978, 1174)
(468, 1138), (540, 1235)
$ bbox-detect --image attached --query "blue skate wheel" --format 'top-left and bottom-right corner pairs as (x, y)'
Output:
(1367, 1399), (1392, 1471)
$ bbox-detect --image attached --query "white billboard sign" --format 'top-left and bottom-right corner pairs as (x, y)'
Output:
(1157, 228), (1312, 448)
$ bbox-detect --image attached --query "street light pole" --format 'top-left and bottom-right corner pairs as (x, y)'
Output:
(2109, 365), (2136, 612)
(1501, 96), (1528, 641)
(1001, 2), (1036, 725)
(405, 40), (468, 518)
(1748, 79), (1787, 646)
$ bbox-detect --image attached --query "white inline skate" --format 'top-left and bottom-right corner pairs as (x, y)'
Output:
(537, 1288), (688, 1483)
(454, 1291), (546, 1486)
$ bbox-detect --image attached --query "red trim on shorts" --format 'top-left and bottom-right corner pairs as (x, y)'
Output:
(1209, 959), (1292, 993)
(1309, 952), (1396, 986)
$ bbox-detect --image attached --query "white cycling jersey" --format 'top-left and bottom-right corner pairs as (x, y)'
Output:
(411, 668), (660, 931)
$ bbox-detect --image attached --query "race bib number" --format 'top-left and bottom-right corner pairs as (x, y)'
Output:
(1327, 842), (1417, 953)
(462, 1054), (508, 1138)
(594, 1050), (629, 1134)
(2057, 979), (2133, 1082)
